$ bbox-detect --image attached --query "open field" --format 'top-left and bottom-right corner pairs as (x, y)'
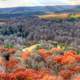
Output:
(38, 13), (80, 20)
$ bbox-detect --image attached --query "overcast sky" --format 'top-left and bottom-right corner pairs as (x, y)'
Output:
(0, 0), (80, 8)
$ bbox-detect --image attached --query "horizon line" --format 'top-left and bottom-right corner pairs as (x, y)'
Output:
(0, 4), (80, 8)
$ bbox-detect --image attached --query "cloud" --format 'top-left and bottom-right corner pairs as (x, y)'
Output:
(0, 0), (80, 8)
(67, 0), (80, 5)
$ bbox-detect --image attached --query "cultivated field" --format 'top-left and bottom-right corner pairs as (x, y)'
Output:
(38, 13), (80, 20)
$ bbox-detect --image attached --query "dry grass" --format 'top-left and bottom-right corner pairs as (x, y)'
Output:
(38, 13), (80, 20)
(72, 13), (80, 18)
(38, 13), (69, 20)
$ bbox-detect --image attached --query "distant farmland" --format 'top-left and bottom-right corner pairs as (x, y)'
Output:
(38, 13), (80, 20)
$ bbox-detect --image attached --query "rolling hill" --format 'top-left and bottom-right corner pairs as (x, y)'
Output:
(0, 5), (79, 18)
(0, 5), (80, 15)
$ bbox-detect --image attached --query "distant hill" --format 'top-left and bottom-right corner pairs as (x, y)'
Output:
(0, 5), (80, 18)
(0, 5), (80, 14)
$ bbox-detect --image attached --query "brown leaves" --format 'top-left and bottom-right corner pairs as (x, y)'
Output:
(6, 59), (19, 68)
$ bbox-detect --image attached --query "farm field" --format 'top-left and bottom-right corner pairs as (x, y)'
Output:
(38, 13), (80, 20)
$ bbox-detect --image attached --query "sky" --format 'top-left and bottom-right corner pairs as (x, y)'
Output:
(0, 0), (80, 8)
